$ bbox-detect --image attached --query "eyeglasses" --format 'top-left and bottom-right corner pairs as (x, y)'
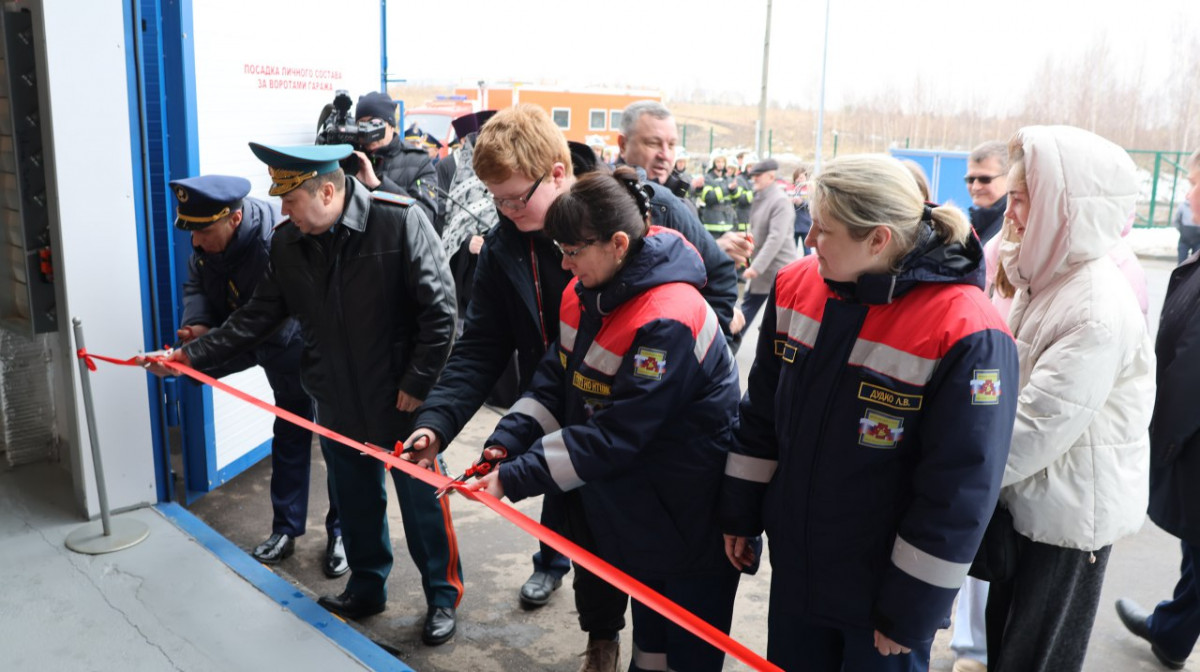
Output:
(554, 239), (597, 258)
(964, 174), (1002, 185)
(491, 173), (545, 211)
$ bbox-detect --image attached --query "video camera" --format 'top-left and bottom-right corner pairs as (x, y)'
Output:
(315, 90), (388, 170)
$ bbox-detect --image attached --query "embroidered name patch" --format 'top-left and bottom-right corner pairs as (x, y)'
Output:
(970, 369), (1002, 405)
(857, 382), (923, 411)
(858, 409), (905, 449)
(573, 371), (611, 396)
(633, 347), (667, 380)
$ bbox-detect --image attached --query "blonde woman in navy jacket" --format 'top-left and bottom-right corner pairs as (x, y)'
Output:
(471, 166), (741, 672)
(721, 154), (1020, 671)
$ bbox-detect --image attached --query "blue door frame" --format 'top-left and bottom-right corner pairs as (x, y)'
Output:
(130, 0), (273, 504)
(131, 0), (397, 504)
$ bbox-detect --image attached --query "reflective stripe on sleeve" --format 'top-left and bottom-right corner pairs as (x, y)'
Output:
(632, 644), (669, 671)
(508, 398), (560, 436)
(542, 431), (584, 492)
(560, 320), (577, 351)
(693, 307), (719, 363)
(891, 535), (971, 590)
(724, 452), (778, 483)
(849, 339), (940, 386)
(583, 341), (623, 376)
(779, 306), (820, 346)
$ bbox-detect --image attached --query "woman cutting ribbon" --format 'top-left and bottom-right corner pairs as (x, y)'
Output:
(469, 165), (742, 672)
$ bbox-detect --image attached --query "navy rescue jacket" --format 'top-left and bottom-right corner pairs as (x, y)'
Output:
(489, 228), (739, 579)
(721, 222), (1019, 648)
(412, 177), (738, 450)
(180, 197), (300, 373)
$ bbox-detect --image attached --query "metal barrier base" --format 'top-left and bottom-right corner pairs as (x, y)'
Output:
(65, 517), (150, 555)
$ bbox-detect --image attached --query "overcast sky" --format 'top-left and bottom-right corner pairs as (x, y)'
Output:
(389, 0), (1194, 112)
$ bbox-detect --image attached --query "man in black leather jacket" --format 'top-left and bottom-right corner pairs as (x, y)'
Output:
(350, 91), (440, 224)
(152, 143), (463, 647)
(170, 174), (344, 577)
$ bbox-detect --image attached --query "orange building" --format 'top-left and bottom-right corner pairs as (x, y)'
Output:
(455, 84), (662, 146)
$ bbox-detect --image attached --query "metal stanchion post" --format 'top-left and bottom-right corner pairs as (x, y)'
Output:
(64, 318), (150, 554)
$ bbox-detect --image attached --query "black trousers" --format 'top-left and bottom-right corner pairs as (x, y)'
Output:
(1146, 540), (1200, 661)
(560, 490), (628, 636)
(986, 536), (1111, 672)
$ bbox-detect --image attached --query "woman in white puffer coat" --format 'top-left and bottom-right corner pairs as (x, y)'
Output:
(985, 125), (1156, 672)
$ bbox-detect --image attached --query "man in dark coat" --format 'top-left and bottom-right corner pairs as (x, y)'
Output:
(1115, 148), (1200, 671)
(351, 91), (440, 224)
(149, 143), (463, 647)
(170, 174), (343, 577)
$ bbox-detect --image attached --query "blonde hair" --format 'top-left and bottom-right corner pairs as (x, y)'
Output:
(812, 154), (971, 272)
(1189, 148), (1200, 172)
(472, 104), (572, 184)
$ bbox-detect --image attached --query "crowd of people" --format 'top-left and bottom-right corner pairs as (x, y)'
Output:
(135, 91), (1200, 672)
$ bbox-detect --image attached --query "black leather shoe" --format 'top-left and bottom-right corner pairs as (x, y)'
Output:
(323, 535), (348, 578)
(519, 570), (563, 609)
(422, 606), (456, 646)
(317, 590), (385, 619)
(251, 533), (294, 564)
(1116, 598), (1186, 670)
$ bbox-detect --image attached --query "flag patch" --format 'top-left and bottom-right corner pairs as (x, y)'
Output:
(970, 369), (1002, 405)
(633, 347), (667, 380)
(858, 409), (905, 449)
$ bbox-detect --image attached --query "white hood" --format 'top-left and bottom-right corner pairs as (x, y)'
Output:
(1007, 125), (1139, 296)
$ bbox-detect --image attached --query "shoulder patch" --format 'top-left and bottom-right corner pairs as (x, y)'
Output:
(633, 347), (667, 380)
(371, 191), (415, 207)
(970, 369), (1002, 405)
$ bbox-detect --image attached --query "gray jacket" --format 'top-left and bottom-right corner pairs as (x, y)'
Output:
(747, 183), (799, 295)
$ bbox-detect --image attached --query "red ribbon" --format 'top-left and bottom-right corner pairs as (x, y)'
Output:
(82, 349), (781, 672)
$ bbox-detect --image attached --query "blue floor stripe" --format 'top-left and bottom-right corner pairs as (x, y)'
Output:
(156, 502), (414, 671)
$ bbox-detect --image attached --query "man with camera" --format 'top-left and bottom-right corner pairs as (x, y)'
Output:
(318, 90), (439, 225)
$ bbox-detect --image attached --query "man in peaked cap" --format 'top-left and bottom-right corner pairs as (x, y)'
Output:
(404, 123), (444, 160)
(169, 174), (347, 578)
(147, 144), (462, 646)
(351, 90), (440, 222)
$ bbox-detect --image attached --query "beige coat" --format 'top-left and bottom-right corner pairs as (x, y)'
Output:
(999, 125), (1155, 552)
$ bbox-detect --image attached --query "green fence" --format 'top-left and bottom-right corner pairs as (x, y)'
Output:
(675, 130), (1190, 224)
(1128, 150), (1191, 228)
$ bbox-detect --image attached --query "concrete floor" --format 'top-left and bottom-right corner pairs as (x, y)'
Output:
(0, 461), (401, 671)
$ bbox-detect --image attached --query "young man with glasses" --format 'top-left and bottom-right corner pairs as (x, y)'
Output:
(403, 104), (736, 672)
(963, 140), (1010, 245)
